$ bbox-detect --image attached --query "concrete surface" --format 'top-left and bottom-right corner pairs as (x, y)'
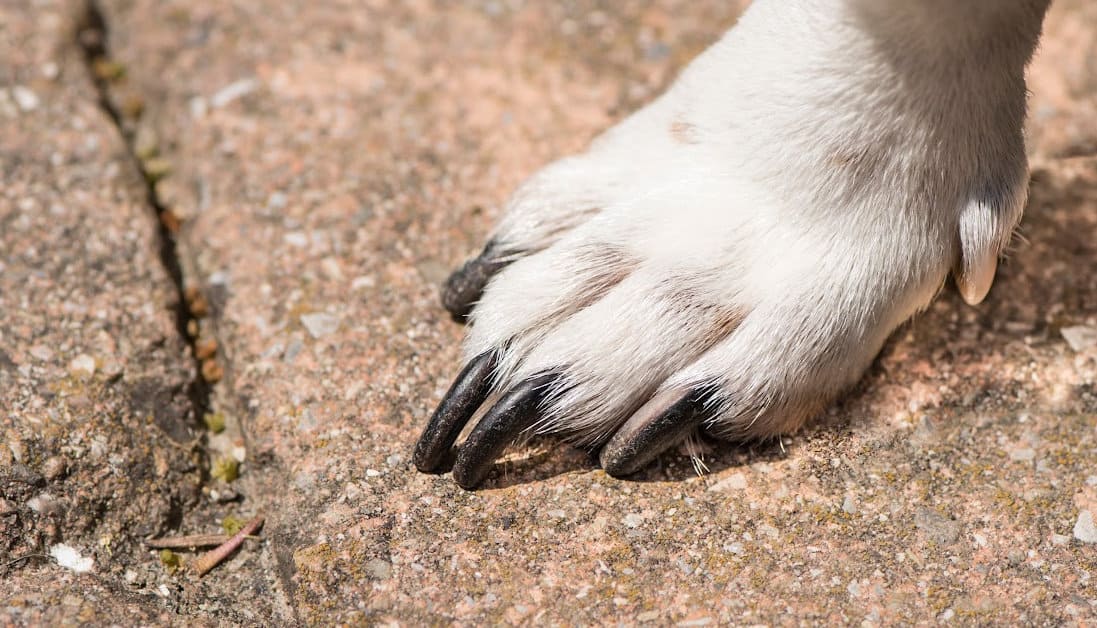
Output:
(2, 0), (1095, 624)
(1, 1), (204, 624)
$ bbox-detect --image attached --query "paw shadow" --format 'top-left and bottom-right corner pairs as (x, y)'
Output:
(842, 162), (1097, 430)
(474, 439), (595, 489)
(468, 433), (792, 490)
(622, 436), (790, 484)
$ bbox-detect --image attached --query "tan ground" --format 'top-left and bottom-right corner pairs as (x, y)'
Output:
(2, 0), (1095, 624)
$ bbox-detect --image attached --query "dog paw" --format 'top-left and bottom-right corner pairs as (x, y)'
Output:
(416, 0), (1035, 488)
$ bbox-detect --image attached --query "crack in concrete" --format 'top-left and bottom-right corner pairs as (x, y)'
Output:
(75, 0), (213, 431)
(71, 7), (298, 620)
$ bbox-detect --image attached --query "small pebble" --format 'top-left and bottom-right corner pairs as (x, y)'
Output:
(195, 338), (218, 360)
(185, 287), (209, 318)
(708, 472), (747, 492)
(284, 232), (308, 248)
(301, 313), (340, 339)
(209, 488), (240, 503)
(201, 359), (223, 383)
(12, 86), (39, 112)
(320, 257), (344, 280)
(915, 508), (961, 545)
(283, 337), (303, 363)
(1074, 510), (1097, 544)
(142, 157), (172, 183)
(366, 558), (392, 580)
(1010, 448), (1036, 462)
(42, 456), (67, 481)
(100, 357), (124, 377)
(210, 77), (259, 108)
(28, 493), (61, 516)
(757, 524), (780, 540)
(1060, 325), (1097, 352)
(49, 544), (94, 573)
(267, 191), (287, 209)
(842, 494), (858, 515)
(69, 354), (96, 379)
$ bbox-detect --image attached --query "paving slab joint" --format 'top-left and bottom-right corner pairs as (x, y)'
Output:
(74, 0), (214, 432)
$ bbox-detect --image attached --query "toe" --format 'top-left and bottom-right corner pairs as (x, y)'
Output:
(452, 373), (560, 489)
(599, 387), (712, 477)
(440, 242), (513, 320)
(413, 351), (498, 472)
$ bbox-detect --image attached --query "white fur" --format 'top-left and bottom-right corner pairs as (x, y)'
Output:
(461, 0), (1049, 445)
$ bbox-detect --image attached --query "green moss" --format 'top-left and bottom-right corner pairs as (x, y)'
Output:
(92, 58), (126, 82)
(203, 412), (226, 434)
(211, 457), (239, 483)
(142, 157), (172, 184)
(222, 515), (247, 535)
(159, 549), (181, 573)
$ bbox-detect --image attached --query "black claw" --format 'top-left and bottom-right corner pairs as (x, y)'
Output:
(452, 373), (558, 489)
(441, 242), (512, 320)
(414, 351), (498, 473)
(599, 387), (713, 478)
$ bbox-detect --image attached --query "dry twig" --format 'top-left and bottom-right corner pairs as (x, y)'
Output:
(191, 514), (265, 577)
(146, 534), (232, 549)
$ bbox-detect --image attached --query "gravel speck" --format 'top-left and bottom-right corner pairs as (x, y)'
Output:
(69, 354), (96, 379)
(27, 493), (60, 515)
(366, 558), (392, 580)
(623, 513), (643, 528)
(1073, 510), (1097, 544)
(210, 77), (259, 108)
(842, 494), (858, 514)
(267, 191), (287, 209)
(283, 232), (308, 248)
(49, 544), (94, 573)
(914, 508), (961, 544)
(283, 336), (303, 362)
(12, 86), (39, 111)
(301, 313), (339, 339)
(1060, 325), (1097, 352)
(1009, 448), (1036, 462)
(708, 472), (747, 492)
(42, 456), (66, 480)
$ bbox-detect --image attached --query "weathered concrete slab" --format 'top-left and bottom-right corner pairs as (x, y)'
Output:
(1, 0), (207, 623)
(21, 0), (1097, 623)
